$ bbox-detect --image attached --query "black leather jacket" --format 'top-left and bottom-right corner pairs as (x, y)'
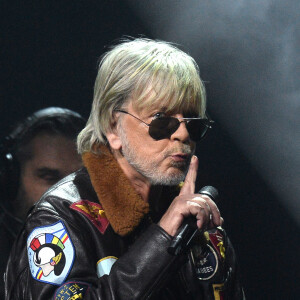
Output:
(5, 150), (244, 300)
(0, 198), (23, 299)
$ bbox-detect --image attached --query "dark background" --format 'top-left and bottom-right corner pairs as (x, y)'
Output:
(1, 1), (299, 299)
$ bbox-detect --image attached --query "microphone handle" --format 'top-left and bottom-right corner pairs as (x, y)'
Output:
(167, 186), (218, 256)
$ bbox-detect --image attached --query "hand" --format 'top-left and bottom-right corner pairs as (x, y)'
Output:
(159, 155), (223, 236)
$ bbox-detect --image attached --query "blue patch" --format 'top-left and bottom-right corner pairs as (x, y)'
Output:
(27, 221), (75, 285)
(96, 256), (118, 277)
(54, 281), (90, 299)
(190, 244), (218, 280)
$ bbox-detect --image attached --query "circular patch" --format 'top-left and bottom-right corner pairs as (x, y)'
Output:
(54, 281), (90, 299)
(190, 244), (218, 280)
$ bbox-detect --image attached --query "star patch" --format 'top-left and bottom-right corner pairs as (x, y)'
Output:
(70, 200), (109, 234)
(54, 281), (90, 299)
(27, 221), (75, 285)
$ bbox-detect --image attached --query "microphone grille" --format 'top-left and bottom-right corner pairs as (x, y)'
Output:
(198, 186), (219, 201)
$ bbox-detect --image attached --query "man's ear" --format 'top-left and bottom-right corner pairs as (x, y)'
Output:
(106, 131), (122, 150)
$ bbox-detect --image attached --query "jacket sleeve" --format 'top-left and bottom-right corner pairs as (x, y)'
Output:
(5, 209), (177, 300)
(178, 227), (245, 300)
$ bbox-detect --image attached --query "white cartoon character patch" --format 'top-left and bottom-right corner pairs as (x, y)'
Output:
(27, 221), (75, 285)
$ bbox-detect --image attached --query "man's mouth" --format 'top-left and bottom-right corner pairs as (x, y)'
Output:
(170, 153), (189, 162)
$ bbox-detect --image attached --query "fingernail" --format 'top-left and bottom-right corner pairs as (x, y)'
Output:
(192, 155), (197, 162)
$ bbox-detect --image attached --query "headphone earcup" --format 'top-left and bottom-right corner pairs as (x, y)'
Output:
(0, 139), (20, 205)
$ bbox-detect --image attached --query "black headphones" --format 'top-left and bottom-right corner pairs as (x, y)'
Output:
(0, 107), (85, 205)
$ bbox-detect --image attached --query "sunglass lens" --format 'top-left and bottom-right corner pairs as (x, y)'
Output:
(149, 117), (180, 140)
(149, 117), (211, 141)
(186, 119), (209, 141)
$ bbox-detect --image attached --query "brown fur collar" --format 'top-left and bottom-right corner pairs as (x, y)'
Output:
(82, 146), (150, 236)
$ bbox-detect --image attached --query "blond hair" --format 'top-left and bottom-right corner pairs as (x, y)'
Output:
(77, 38), (206, 154)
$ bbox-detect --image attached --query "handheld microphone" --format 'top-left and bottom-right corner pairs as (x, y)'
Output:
(167, 186), (219, 255)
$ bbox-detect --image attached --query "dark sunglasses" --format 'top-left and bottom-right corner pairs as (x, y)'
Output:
(114, 109), (214, 141)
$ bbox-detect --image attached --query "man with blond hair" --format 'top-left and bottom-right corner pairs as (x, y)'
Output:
(5, 38), (244, 299)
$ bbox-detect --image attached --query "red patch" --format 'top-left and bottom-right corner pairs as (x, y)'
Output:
(70, 200), (109, 234)
(207, 229), (225, 260)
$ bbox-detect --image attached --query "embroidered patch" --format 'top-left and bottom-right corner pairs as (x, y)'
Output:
(54, 281), (90, 299)
(190, 244), (218, 280)
(205, 229), (225, 260)
(96, 256), (118, 278)
(70, 200), (109, 234)
(212, 283), (225, 300)
(27, 221), (75, 285)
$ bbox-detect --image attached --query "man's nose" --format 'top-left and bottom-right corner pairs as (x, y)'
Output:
(170, 120), (190, 142)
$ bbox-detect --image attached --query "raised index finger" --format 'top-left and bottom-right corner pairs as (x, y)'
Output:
(179, 155), (198, 195)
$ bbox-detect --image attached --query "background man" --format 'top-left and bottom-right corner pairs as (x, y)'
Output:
(5, 39), (244, 299)
(0, 107), (85, 297)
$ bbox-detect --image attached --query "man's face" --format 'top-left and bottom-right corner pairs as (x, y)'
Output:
(116, 102), (196, 186)
(15, 133), (82, 219)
